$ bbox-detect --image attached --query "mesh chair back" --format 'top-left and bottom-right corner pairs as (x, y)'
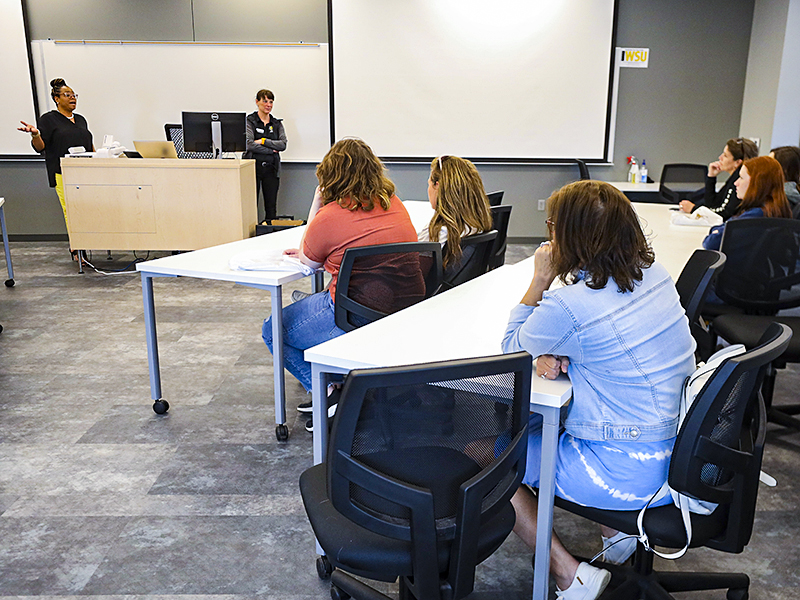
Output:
(669, 322), (791, 552)
(488, 205), (512, 271)
(486, 191), (504, 206)
(576, 159), (591, 180)
(328, 352), (531, 597)
(439, 230), (498, 293)
(659, 163), (707, 204)
(335, 242), (443, 332)
(716, 218), (800, 312)
(164, 123), (214, 159)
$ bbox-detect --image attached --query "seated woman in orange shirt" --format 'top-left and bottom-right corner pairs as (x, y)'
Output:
(262, 138), (420, 417)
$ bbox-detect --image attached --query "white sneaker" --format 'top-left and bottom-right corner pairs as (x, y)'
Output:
(555, 562), (611, 600)
(601, 531), (637, 565)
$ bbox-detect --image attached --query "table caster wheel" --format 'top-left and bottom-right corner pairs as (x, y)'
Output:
(0, 324), (3, 333)
(275, 424), (289, 441)
(727, 589), (748, 600)
(4, 279), (13, 287)
(330, 584), (350, 600)
(317, 555), (333, 579)
(153, 399), (170, 414)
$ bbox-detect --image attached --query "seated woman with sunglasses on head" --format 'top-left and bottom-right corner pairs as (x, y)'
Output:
(679, 137), (759, 221)
(501, 181), (695, 600)
(418, 155), (493, 280)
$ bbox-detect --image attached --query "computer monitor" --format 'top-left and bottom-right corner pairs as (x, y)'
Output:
(181, 112), (246, 158)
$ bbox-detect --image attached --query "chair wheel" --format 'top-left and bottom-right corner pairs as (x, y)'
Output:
(330, 584), (350, 600)
(153, 399), (170, 414)
(0, 324), (3, 333)
(4, 279), (13, 287)
(275, 424), (289, 441)
(317, 555), (333, 579)
(727, 589), (748, 600)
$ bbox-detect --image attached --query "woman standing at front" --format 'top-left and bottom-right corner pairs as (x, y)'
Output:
(502, 181), (695, 599)
(18, 78), (93, 240)
(243, 89), (287, 223)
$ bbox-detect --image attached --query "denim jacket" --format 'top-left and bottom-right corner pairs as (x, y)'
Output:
(502, 262), (695, 442)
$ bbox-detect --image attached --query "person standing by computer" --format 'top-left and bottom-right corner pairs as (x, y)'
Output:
(18, 78), (94, 255)
(244, 89), (287, 223)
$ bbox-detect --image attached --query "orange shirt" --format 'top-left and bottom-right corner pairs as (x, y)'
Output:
(302, 196), (418, 300)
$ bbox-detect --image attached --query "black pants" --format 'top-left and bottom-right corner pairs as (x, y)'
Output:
(257, 171), (280, 222)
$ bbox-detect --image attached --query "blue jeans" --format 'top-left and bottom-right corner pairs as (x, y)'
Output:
(262, 291), (346, 392)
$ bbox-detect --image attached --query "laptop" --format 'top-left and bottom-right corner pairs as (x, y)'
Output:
(133, 141), (179, 159)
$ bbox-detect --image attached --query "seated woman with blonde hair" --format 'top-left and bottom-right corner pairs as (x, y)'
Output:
(419, 155), (493, 279)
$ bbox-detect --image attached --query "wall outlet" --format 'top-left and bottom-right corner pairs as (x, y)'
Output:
(538, 199), (546, 211)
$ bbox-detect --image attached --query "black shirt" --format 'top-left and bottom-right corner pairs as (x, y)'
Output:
(36, 110), (93, 187)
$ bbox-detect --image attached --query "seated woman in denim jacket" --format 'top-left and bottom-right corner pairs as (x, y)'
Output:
(417, 155), (493, 280)
(702, 155), (792, 251)
(501, 181), (695, 600)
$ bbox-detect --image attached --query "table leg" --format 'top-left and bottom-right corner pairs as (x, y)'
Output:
(271, 285), (288, 440)
(0, 204), (14, 284)
(532, 405), (560, 600)
(141, 272), (167, 414)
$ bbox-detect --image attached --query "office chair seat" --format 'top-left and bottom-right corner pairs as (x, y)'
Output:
(300, 458), (516, 579)
(714, 314), (800, 361)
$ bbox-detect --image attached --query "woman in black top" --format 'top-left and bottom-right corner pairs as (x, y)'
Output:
(678, 137), (758, 221)
(18, 78), (93, 235)
(243, 89), (288, 223)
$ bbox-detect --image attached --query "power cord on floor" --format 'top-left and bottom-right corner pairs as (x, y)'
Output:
(80, 250), (151, 275)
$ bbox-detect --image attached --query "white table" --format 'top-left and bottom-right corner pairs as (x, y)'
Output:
(304, 203), (708, 600)
(0, 198), (15, 288)
(135, 200), (435, 441)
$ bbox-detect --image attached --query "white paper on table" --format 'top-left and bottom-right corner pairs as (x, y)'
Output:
(670, 206), (723, 227)
(229, 248), (315, 275)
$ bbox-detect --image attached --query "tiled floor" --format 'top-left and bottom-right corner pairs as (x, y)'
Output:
(1, 242), (798, 599)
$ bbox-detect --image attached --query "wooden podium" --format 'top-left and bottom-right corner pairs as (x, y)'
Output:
(60, 157), (257, 252)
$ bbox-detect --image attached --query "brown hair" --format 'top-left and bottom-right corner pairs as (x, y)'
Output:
(547, 180), (654, 293)
(428, 155), (493, 268)
(50, 78), (68, 102)
(737, 156), (791, 218)
(256, 89), (274, 101)
(316, 138), (396, 211)
(771, 146), (800, 186)
(726, 137), (759, 162)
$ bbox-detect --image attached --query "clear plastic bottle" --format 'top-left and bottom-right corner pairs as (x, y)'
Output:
(640, 160), (648, 183)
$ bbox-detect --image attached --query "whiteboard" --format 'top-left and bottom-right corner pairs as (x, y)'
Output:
(331, 0), (616, 161)
(30, 40), (331, 162)
(1, 0), (38, 156)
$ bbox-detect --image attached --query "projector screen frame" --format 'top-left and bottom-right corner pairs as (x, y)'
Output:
(326, 0), (620, 165)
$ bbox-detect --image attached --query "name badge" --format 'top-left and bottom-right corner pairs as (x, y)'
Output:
(256, 128), (264, 133)
(269, 126), (274, 133)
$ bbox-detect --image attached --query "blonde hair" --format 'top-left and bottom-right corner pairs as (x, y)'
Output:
(428, 156), (493, 268)
(316, 138), (396, 211)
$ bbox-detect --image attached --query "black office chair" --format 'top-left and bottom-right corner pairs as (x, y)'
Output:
(164, 123), (214, 159)
(675, 249), (726, 361)
(487, 205), (512, 271)
(658, 163), (707, 204)
(334, 242), (443, 333)
(299, 352), (532, 600)
(438, 230), (497, 293)
(554, 322), (791, 600)
(576, 159), (591, 180)
(486, 190), (504, 206)
(711, 218), (800, 430)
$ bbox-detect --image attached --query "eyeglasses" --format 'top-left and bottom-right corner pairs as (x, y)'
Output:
(545, 218), (555, 234)
(60, 93), (78, 99)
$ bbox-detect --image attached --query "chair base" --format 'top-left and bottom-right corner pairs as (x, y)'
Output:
(591, 549), (749, 600)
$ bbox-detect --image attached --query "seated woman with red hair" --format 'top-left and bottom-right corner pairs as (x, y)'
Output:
(702, 155), (792, 251)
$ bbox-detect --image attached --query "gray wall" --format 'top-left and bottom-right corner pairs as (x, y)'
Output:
(3, 0), (755, 240)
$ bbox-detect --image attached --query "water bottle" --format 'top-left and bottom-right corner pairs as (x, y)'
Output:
(640, 160), (648, 183)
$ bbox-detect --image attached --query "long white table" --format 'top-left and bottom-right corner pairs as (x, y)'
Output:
(304, 203), (709, 600)
(135, 200), (435, 441)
